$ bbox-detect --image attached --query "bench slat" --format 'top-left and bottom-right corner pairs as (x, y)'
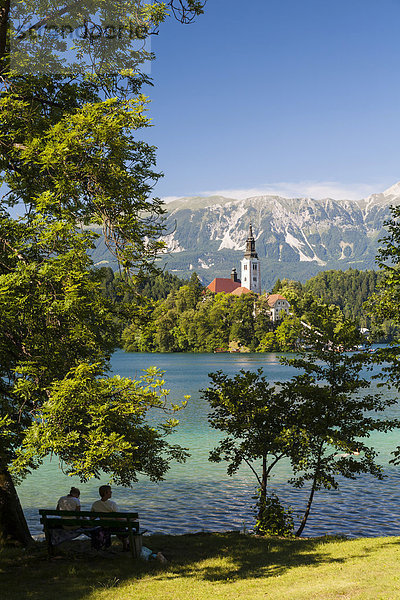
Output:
(40, 519), (141, 530)
(39, 509), (138, 519)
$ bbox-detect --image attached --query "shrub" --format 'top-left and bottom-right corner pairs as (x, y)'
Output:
(255, 493), (294, 537)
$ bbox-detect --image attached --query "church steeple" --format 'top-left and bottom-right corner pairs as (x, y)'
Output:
(240, 224), (261, 294)
(244, 224), (259, 259)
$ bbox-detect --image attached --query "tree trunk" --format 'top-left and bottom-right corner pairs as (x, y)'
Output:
(295, 474), (317, 537)
(0, 468), (33, 546)
(0, 0), (10, 68)
(257, 454), (267, 520)
(295, 445), (324, 537)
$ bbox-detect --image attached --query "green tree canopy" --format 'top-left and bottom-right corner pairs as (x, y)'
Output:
(203, 369), (295, 533)
(0, 0), (205, 545)
(281, 303), (397, 536)
(366, 205), (400, 465)
(203, 301), (399, 537)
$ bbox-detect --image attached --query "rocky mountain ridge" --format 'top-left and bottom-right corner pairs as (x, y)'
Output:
(92, 183), (400, 291)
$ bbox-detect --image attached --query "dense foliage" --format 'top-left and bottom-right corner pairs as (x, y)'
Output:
(365, 206), (400, 467)
(274, 268), (397, 342)
(122, 273), (307, 353)
(0, 0), (205, 544)
(204, 369), (294, 522)
(204, 303), (398, 536)
(122, 284), (274, 352)
(255, 494), (294, 537)
(302, 269), (378, 321)
(98, 267), (188, 302)
(121, 267), (394, 353)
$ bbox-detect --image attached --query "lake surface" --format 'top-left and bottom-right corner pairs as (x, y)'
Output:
(18, 350), (400, 539)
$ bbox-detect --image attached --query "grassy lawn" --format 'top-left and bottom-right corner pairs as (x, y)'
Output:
(2, 533), (400, 600)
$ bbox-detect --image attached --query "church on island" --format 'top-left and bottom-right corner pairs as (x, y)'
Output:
(207, 225), (290, 322)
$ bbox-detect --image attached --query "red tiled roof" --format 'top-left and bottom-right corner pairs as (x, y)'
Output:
(266, 293), (288, 307)
(230, 286), (252, 296)
(207, 278), (241, 294)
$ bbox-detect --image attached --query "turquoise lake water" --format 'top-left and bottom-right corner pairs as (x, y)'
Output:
(18, 350), (400, 538)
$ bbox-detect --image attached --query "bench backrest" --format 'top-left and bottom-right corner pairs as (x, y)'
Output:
(39, 509), (140, 530)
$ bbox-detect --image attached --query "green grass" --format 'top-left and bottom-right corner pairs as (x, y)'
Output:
(2, 533), (400, 600)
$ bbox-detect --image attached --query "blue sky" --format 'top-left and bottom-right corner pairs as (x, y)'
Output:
(141, 0), (400, 201)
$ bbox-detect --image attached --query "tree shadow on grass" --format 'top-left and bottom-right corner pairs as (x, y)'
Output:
(151, 532), (353, 582)
(0, 532), (393, 600)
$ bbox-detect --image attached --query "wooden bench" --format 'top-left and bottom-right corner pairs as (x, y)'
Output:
(39, 509), (147, 559)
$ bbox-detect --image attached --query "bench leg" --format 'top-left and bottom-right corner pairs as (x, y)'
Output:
(128, 531), (142, 559)
(44, 530), (54, 557)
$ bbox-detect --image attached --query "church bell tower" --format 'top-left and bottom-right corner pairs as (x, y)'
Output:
(241, 224), (261, 294)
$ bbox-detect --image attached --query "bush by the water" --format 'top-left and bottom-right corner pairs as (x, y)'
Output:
(254, 493), (294, 537)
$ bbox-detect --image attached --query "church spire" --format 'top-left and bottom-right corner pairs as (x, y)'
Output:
(240, 224), (261, 294)
(244, 223), (258, 259)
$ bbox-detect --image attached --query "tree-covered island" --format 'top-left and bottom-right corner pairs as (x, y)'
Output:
(118, 267), (392, 353)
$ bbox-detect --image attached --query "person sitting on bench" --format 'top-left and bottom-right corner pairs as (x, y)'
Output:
(91, 485), (129, 551)
(56, 487), (81, 529)
(57, 487), (81, 511)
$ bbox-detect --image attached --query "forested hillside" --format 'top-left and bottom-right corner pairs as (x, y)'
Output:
(302, 269), (379, 323)
(275, 268), (396, 341)
(97, 267), (188, 301)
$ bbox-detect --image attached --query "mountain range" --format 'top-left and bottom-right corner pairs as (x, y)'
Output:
(92, 182), (400, 291)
